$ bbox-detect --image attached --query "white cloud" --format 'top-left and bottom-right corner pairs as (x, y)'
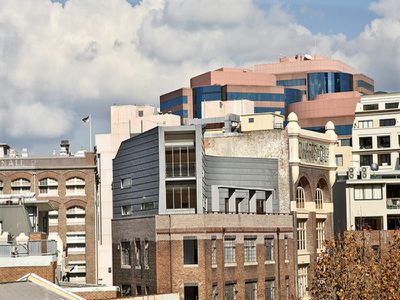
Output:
(0, 0), (398, 152)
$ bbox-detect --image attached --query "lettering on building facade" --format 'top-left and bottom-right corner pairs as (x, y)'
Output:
(0, 159), (36, 168)
(298, 139), (329, 165)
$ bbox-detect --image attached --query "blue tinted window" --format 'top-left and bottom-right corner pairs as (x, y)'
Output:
(304, 124), (353, 136)
(193, 86), (222, 118)
(226, 92), (285, 101)
(357, 80), (374, 92)
(160, 96), (188, 110)
(170, 110), (188, 118)
(307, 72), (353, 100)
(284, 88), (303, 105)
(254, 107), (285, 115)
(277, 79), (306, 87)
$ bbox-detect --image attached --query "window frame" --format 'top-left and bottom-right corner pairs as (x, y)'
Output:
(120, 241), (131, 268)
(244, 237), (257, 264)
(224, 238), (236, 265)
(297, 219), (307, 251)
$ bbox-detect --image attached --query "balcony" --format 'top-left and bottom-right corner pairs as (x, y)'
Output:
(387, 198), (400, 209)
(0, 240), (57, 257)
(166, 163), (196, 178)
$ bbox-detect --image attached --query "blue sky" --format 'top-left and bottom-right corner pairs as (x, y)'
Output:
(1, 0), (399, 153)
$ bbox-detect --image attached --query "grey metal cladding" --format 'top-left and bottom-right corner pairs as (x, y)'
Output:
(112, 127), (160, 219)
(203, 155), (279, 212)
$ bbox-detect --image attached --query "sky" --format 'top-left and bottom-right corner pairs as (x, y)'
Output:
(0, 0), (399, 154)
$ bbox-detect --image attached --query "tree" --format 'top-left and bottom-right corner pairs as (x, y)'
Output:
(309, 230), (400, 300)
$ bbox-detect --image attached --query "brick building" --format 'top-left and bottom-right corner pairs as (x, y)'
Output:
(0, 141), (97, 284)
(112, 125), (296, 299)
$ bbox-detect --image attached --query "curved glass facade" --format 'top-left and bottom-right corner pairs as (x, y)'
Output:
(284, 88), (304, 105)
(307, 72), (353, 100)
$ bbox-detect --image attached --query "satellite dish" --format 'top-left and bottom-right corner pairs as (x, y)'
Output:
(371, 163), (379, 171)
(304, 54), (312, 60)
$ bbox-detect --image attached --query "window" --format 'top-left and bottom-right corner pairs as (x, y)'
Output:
(0, 181), (2, 194)
(297, 220), (306, 250)
(212, 285), (218, 300)
(48, 210), (58, 226)
(359, 137), (372, 149)
(121, 285), (131, 296)
(265, 237), (274, 262)
(380, 118), (396, 127)
(245, 281), (257, 300)
(387, 215), (400, 230)
(284, 235), (289, 261)
(66, 232), (86, 254)
(385, 102), (399, 109)
(135, 240), (141, 269)
(244, 237), (257, 264)
(316, 220), (325, 250)
(340, 138), (352, 147)
(183, 238), (198, 265)
(360, 155), (373, 167)
(121, 241), (131, 267)
(39, 178), (58, 195)
(120, 177), (132, 189)
(144, 240), (149, 269)
(141, 202), (154, 210)
(358, 120), (373, 128)
(355, 216), (383, 230)
(166, 182), (196, 210)
(121, 205), (133, 216)
(138, 110), (144, 117)
(285, 278), (289, 300)
(224, 238), (236, 264)
(184, 285), (198, 300)
(67, 261), (86, 283)
(66, 206), (85, 225)
(315, 188), (323, 210)
(298, 265), (308, 298)
(265, 279), (275, 300)
(363, 104), (378, 111)
(248, 118), (254, 123)
(387, 185), (400, 201)
(224, 282), (237, 300)
(11, 178), (30, 194)
(378, 153), (391, 166)
(66, 177), (85, 195)
(296, 186), (305, 209)
(136, 286), (142, 296)
(211, 238), (217, 266)
(354, 185), (382, 200)
(335, 154), (343, 166)
(165, 145), (196, 178)
(377, 135), (390, 148)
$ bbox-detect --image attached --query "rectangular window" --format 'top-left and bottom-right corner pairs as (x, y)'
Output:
(144, 240), (149, 269)
(121, 205), (133, 216)
(165, 145), (196, 178)
(135, 240), (141, 269)
(297, 220), (306, 250)
(248, 117), (254, 123)
(360, 154), (373, 167)
(211, 238), (217, 266)
(183, 238), (198, 265)
(265, 279), (275, 300)
(136, 285), (142, 296)
(121, 241), (131, 267)
(335, 154), (343, 166)
(378, 153), (391, 166)
(141, 202), (154, 210)
(316, 220), (325, 250)
(359, 137), (372, 149)
(285, 278), (289, 300)
(358, 120), (373, 128)
(354, 185), (382, 200)
(224, 282), (237, 300)
(363, 104), (378, 111)
(224, 238), (236, 264)
(378, 135), (391, 148)
(385, 102), (399, 109)
(244, 237), (257, 263)
(340, 138), (352, 147)
(212, 285), (218, 300)
(284, 235), (289, 261)
(138, 110), (144, 117)
(380, 118), (396, 127)
(184, 285), (198, 300)
(120, 177), (133, 189)
(121, 285), (131, 296)
(166, 182), (196, 210)
(245, 281), (257, 300)
(355, 216), (383, 230)
(265, 238), (274, 262)
(298, 265), (308, 298)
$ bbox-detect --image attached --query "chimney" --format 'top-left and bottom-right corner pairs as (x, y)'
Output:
(60, 140), (70, 156)
(0, 144), (10, 158)
(21, 148), (28, 157)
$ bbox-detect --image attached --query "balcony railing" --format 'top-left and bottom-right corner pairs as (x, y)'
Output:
(387, 198), (400, 209)
(166, 163), (196, 178)
(0, 240), (57, 257)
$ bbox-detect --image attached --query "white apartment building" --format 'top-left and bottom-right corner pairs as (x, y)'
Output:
(346, 92), (400, 231)
(95, 105), (180, 285)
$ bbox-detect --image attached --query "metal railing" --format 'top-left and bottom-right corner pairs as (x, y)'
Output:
(166, 163), (196, 178)
(387, 198), (400, 209)
(0, 240), (57, 257)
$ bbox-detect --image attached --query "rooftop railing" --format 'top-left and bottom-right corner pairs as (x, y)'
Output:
(0, 240), (57, 257)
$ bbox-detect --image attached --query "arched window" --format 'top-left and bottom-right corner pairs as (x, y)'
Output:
(11, 178), (31, 194)
(66, 206), (86, 225)
(315, 187), (323, 210)
(39, 178), (58, 195)
(296, 186), (305, 209)
(66, 177), (85, 195)
(0, 181), (3, 194)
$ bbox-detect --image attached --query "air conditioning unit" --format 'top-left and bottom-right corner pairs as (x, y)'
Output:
(348, 166), (359, 180)
(361, 166), (371, 179)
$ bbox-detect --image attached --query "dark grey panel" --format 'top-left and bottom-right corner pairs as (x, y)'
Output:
(113, 128), (160, 219)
